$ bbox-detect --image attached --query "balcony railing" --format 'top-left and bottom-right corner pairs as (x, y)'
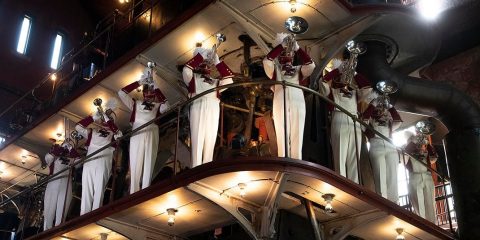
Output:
(0, 77), (456, 238)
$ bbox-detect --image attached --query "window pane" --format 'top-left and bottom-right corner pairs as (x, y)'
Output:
(16, 16), (32, 54)
(50, 34), (63, 69)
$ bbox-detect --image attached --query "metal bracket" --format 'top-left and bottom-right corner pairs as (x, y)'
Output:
(259, 173), (288, 238)
(187, 182), (262, 240)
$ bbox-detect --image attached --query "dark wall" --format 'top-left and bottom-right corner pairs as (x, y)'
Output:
(0, 0), (95, 109)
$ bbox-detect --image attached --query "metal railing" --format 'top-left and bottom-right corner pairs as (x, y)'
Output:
(0, 78), (456, 236)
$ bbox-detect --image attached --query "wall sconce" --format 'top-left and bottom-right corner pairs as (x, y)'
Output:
(21, 155), (27, 165)
(322, 193), (335, 213)
(238, 183), (247, 198)
(289, 0), (297, 13)
(395, 228), (405, 240)
(167, 208), (178, 226)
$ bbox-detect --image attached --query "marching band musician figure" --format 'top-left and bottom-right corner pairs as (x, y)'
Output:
(320, 54), (372, 184)
(362, 90), (402, 202)
(75, 98), (122, 214)
(404, 122), (438, 223)
(182, 39), (234, 168)
(118, 63), (170, 193)
(262, 32), (315, 159)
(43, 142), (80, 230)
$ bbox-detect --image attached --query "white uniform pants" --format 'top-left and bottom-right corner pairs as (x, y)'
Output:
(272, 85), (305, 159)
(409, 172), (436, 223)
(80, 148), (113, 214)
(331, 111), (361, 183)
(43, 177), (72, 230)
(190, 97), (220, 168)
(130, 125), (159, 193)
(369, 138), (399, 202)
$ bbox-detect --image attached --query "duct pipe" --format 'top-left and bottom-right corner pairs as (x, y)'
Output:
(357, 41), (480, 239)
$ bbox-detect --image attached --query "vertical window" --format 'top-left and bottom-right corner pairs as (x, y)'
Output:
(50, 33), (63, 69)
(16, 16), (32, 54)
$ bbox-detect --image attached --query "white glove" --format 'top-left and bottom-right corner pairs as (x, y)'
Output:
(61, 142), (73, 151)
(103, 113), (110, 122)
(114, 130), (123, 139)
(213, 53), (220, 65)
(92, 112), (102, 121)
(281, 36), (289, 48)
(139, 76), (152, 85)
(293, 40), (300, 51)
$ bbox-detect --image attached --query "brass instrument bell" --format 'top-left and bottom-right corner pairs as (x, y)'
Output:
(375, 80), (398, 109)
(93, 98), (106, 122)
(415, 120), (436, 136)
(346, 40), (366, 55)
(284, 16), (309, 34)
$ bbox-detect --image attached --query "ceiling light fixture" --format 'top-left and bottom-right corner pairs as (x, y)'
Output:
(50, 73), (57, 81)
(289, 0), (297, 13)
(21, 155), (27, 164)
(167, 208), (178, 226)
(322, 193), (335, 213)
(194, 32), (205, 47)
(395, 228), (405, 240)
(238, 183), (247, 198)
(417, 0), (442, 20)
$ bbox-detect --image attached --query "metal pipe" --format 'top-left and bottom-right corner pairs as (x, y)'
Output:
(220, 103), (224, 147)
(222, 103), (264, 116)
(352, 118), (362, 185)
(173, 107), (181, 175)
(283, 80), (288, 158)
(303, 199), (323, 240)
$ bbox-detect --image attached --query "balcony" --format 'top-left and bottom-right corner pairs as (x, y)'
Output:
(0, 0), (464, 239)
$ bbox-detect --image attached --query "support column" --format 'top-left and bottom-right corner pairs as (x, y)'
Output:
(445, 128), (480, 239)
(303, 199), (323, 240)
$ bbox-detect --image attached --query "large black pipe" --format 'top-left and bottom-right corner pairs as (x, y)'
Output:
(357, 41), (480, 239)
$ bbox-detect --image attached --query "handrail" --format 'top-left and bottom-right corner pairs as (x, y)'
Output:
(0, 80), (451, 208)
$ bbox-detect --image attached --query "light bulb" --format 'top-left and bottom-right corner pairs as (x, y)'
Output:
(322, 193), (335, 213)
(238, 183), (247, 198)
(167, 208), (177, 226)
(396, 228), (405, 240)
(325, 202), (333, 213)
(289, 0), (297, 13)
(50, 73), (57, 81)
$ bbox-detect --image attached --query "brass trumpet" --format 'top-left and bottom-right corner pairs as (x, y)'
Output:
(375, 80), (398, 111)
(284, 16), (309, 56)
(207, 33), (226, 65)
(414, 119), (436, 145)
(340, 40), (366, 88)
(93, 98), (106, 122)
